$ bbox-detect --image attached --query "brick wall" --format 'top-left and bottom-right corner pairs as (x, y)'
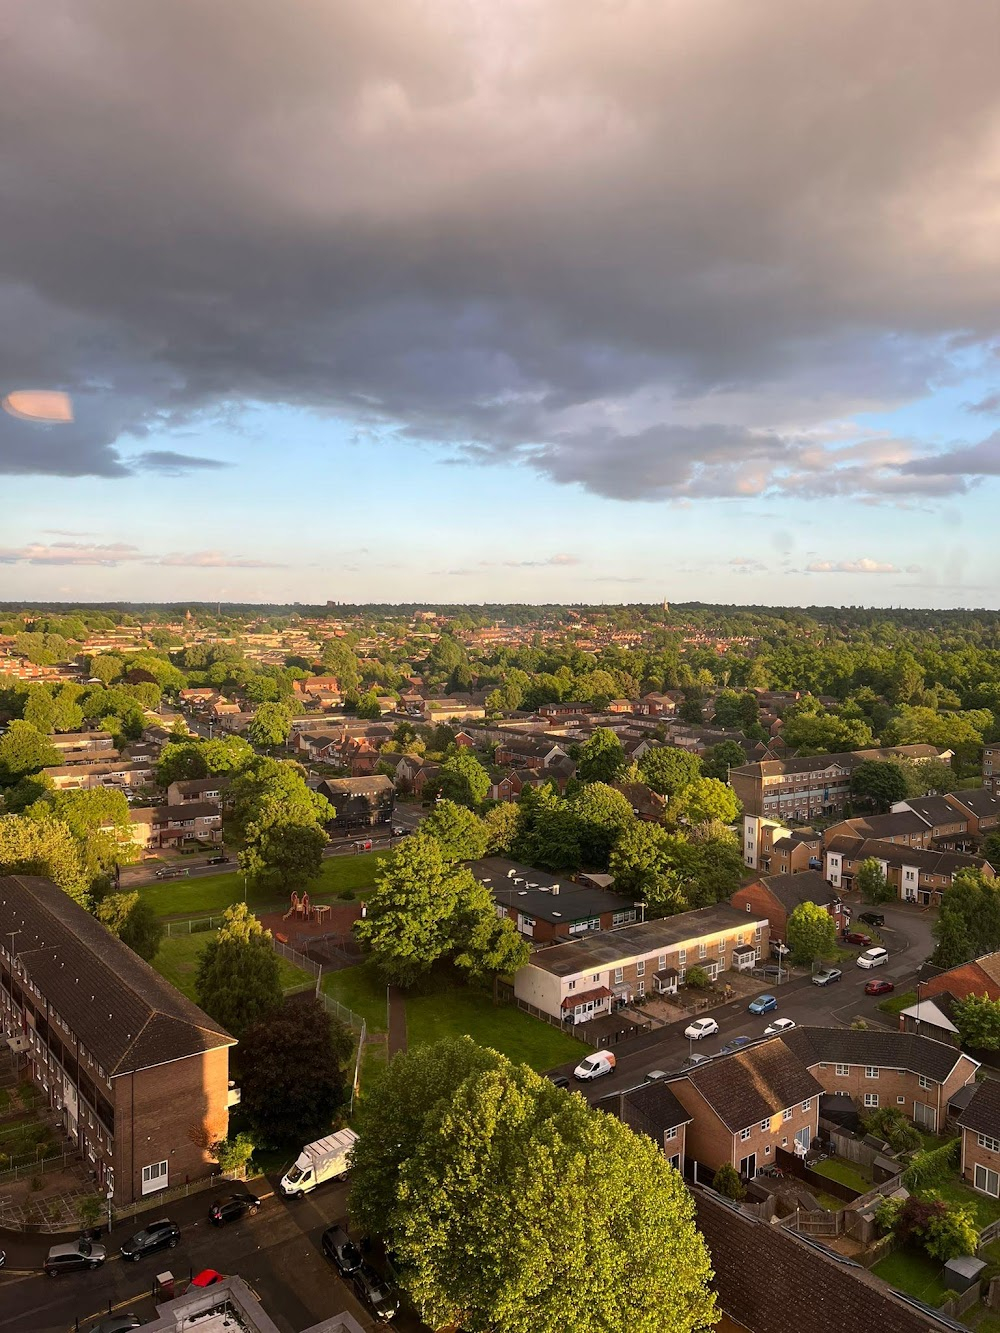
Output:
(669, 1080), (818, 1173)
(962, 1127), (1000, 1192)
(806, 1055), (976, 1133)
(730, 882), (787, 941)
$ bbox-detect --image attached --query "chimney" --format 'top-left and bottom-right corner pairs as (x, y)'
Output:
(551, 883), (560, 895)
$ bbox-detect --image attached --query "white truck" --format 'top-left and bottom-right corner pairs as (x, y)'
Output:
(280, 1128), (358, 1198)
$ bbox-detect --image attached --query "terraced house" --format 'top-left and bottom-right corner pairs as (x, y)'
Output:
(0, 875), (235, 1205)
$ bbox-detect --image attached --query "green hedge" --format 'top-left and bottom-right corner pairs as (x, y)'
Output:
(902, 1138), (961, 1191)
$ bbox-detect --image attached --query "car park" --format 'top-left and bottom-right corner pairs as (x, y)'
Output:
(120, 1218), (180, 1261)
(322, 1225), (364, 1277)
(747, 994), (777, 1015)
(352, 1262), (400, 1322)
(812, 967), (842, 986)
(684, 1017), (719, 1040)
(573, 1050), (616, 1080)
(44, 1238), (107, 1276)
(844, 931), (872, 946)
(209, 1192), (261, 1225)
(720, 1036), (754, 1055)
(858, 911), (885, 928)
(864, 978), (895, 996)
(857, 946), (889, 969)
(763, 1017), (796, 1037)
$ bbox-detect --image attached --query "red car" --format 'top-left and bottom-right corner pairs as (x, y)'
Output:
(844, 931), (872, 946)
(191, 1269), (225, 1287)
(864, 979), (895, 996)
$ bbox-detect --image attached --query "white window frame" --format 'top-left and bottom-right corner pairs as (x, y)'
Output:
(141, 1160), (169, 1195)
(801, 1100), (811, 1113)
(783, 1108), (792, 1121)
(978, 1133), (1000, 1154)
(635, 960), (645, 977)
(864, 1093), (879, 1108)
(614, 968), (624, 985)
(835, 1064), (849, 1076)
(865, 1067), (879, 1079)
(740, 1128), (752, 1142)
(975, 1164), (1000, 1197)
(664, 1127), (677, 1142)
(918, 1074), (931, 1090)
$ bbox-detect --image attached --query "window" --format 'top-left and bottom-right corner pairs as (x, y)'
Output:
(781, 1138), (788, 1147)
(897, 1096), (906, 1104)
(141, 1160), (168, 1195)
(918, 1075), (931, 1090)
(865, 1067), (879, 1079)
(740, 1128), (751, 1142)
(637, 980), (645, 997)
(754, 926), (762, 942)
(864, 1093), (879, 1108)
(678, 949), (687, 965)
(664, 1127), (677, 1142)
(975, 1164), (1000, 1197)
(737, 934), (745, 946)
(568, 980), (576, 991)
(836, 1064), (849, 1076)
(801, 1100), (811, 1113)
(658, 955), (666, 970)
(760, 1119), (769, 1131)
(614, 968), (623, 985)
(764, 1145), (771, 1155)
(783, 1108), (792, 1121)
(636, 960), (645, 977)
(746, 902), (752, 912)
(699, 943), (707, 959)
(978, 1134), (1000, 1154)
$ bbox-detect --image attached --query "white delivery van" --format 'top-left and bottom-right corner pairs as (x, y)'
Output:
(280, 1128), (358, 1198)
(573, 1050), (616, 1081)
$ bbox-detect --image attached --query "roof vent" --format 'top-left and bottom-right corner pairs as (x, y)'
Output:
(551, 911), (562, 918)
(551, 884), (560, 895)
(518, 891), (528, 896)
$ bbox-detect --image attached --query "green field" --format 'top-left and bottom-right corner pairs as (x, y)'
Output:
(137, 851), (389, 918)
(322, 964), (583, 1071)
(153, 931), (313, 1001)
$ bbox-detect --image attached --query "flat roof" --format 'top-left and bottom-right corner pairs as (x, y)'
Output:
(468, 858), (635, 924)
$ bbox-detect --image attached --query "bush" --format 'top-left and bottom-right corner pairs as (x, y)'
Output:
(212, 1131), (256, 1177)
(684, 966), (711, 989)
(862, 1106), (921, 1155)
(874, 1196), (903, 1235)
(901, 1138), (960, 1191)
(77, 1195), (104, 1229)
(712, 1164), (746, 1201)
(923, 1198), (978, 1261)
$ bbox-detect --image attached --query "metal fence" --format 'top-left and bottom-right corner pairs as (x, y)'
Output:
(0, 1147), (78, 1187)
(164, 914), (228, 937)
(273, 937), (322, 979)
(270, 939), (367, 1032)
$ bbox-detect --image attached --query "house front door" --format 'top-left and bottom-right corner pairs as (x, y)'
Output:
(739, 1153), (757, 1179)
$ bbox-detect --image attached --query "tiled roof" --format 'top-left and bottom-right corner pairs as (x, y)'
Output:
(0, 875), (233, 1075)
(782, 1026), (971, 1084)
(695, 1192), (959, 1333)
(614, 1082), (693, 1140)
(675, 1039), (823, 1131)
(756, 870), (838, 912)
(957, 1077), (1000, 1139)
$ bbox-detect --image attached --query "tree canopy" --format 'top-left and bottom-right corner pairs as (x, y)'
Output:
(195, 903), (283, 1038)
(786, 901), (837, 965)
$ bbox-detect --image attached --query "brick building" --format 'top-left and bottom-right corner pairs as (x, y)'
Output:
(730, 870), (849, 945)
(128, 800), (223, 851)
(824, 836), (993, 905)
(741, 815), (822, 873)
(317, 775), (395, 833)
(468, 858), (639, 942)
(0, 875), (235, 1205)
(958, 1078), (1000, 1200)
(513, 904), (769, 1024)
(605, 1082), (692, 1175)
(985, 742), (1000, 798)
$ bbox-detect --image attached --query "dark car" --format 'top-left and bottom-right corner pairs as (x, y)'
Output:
(154, 866), (189, 879)
(719, 1036), (754, 1055)
(209, 1192), (261, 1225)
(43, 1238), (107, 1276)
(858, 911), (885, 928)
(844, 930), (872, 946)
(864, 978), (895, 996)
(206, 854), (230, 865)
(545, 1073), (571, 1089)
(322, 1225), (363, 1277)
(352, 1263), (400, 1322)
(89, 1317), (143, 1333)
(120, 1218), (180, 1262)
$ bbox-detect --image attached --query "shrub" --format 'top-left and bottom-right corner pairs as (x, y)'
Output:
(685, 966), (711, 989)
(77, 1195), (104, 1229)
(895, 1195), (947, 1247)
(712, 1164), (746, 1201)
(212, 1131), (256, 1177)
(862, 1106), (921, 1155)
(875, 1196), (903, 1235)
(901, 1138), (960, 1191)
(923, 1199), (978, 1261)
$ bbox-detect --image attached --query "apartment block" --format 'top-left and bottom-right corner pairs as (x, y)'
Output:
(469, 858), (639, 943)
(824, 836), (994, 906)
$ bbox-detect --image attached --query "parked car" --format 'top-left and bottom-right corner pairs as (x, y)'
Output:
(154, 866), (189, 879)
(120, 1218), (180, 1262)
(682, 1053), (713, 1069)
(545, 1072), (571, 1089)
(864, 978), (895, 996)
(191, 1270), (225, 1287)
(573, 1050), (616, 1081)
(322, 1225), (363, 1277)
(844, 931), (872, 946)
(645, 1069), (669, 1082)
(812, 967), (842, 986)
(763, 1017), (796, 1037)
(391, 826), (409, 836)
(89, 1317), (143, 1333)
(44, 1238), (107, 1276)
(759, 964), (786, 978)
(208, 1192), (261, 1225)
(205, 854), (230, 865)
(770, 941), (790, 958)
(858, 911), (885, 928)
(352, 1262), (400, 1322)
(720, 1036), (754, 1055)
(684, 1016), (719, 1041)
(857, 946), (889, 969)
(747, 994), (778, 1015)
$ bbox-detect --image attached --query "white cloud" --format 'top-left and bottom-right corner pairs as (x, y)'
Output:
(805, 557), (907, 574)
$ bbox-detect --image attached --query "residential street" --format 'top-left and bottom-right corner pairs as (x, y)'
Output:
(555, 901), (934, 1106)
(0, 1174), (425, 1333)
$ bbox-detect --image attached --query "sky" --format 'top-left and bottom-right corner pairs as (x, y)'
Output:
(1, 0), (1000, 608)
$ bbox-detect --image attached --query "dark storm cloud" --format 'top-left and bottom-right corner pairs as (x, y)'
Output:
(3, 1), (1000, 496)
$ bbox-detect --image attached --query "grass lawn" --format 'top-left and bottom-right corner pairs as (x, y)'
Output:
(152, 931), (312, 1002)
(322, 962), (389, 1032)
(809, 1156), (872, 1194)
(878, 989), (917, 1016)
(871, 1247), (948, 1307)
(928, 1177), (1000, 1231)
(138, 851), (390, 919)
(405, 985), (584, 1071)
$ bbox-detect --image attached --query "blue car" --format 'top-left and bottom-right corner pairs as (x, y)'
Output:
(720, 1036), (754, 1055)
(747, 994), (778, 1015)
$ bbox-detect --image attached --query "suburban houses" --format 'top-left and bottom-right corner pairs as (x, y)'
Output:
(730, 870), (849, 945)
(469, 857), (640, 942)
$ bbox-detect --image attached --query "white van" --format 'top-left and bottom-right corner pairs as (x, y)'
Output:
(856, 946), (889, 969)
(573, 1050), (616, 1081)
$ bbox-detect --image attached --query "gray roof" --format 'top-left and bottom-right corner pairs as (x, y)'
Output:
(673, 1040), (823, 1131)
(946, 788), (1000, 819)
(782, 1026), (972, 1085)
(468, 858), (635, 925)
(901, 795), (963, 825)
(756, 870), (839, 913)
(828, 837), (991, 877)
(0, 875), (233, 1075)
(527, 904), (767, 978)
(957, 1078), (1000, 1139)
(319, 775), (395, 796)
(614, 1082), (693, 1140)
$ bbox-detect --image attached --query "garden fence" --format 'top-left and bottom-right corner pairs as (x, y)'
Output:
(164, 914), (228, 937)
(0, 1147), (78, 1187)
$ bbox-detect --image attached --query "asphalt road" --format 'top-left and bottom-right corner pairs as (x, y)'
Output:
(0, 1176), (424, 1333)
(555, 901), (931, 1106)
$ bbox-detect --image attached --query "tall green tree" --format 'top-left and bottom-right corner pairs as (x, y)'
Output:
(483, 802), (520, 856)
(569, 783), (634, 866)
(701, 740), (748, 782)
(857, 856), (895, 905)
(240, 996), (352, 1144)
(850, 760), (910, 812)
(932, 870), (1000, 969)
(609, 822), (686, 916)
(246, 702), (292, 749)
(239, 822), (327, 892)
(195, 903), (283, 1038)
(0, 721), (60, 786)
(669, 777), (741, 827)
(437, 746), (490, 810)
(0, 813), (89, 906)
(95, 891), (165, 962)
(786, 901), (838, 965)
(638, 746), (701, 797)
(952, 993), (1000, 1051)
(577, 728), (626, 784)
(350, 1038), (716, 1333)
(420, 800), (489, 862)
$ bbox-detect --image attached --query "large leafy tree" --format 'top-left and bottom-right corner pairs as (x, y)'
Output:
(701, 740), (749, 782)
(952, 993), (1000, 1051)
(638, 745), (701, 798)
(609, 822), (687, 916)
(420, 799), (489, 862)
(195, 902), (283, 1038)
(511, 784), (582, 872)
(483, 802), (519, 856)
(95, 891), (164, 962)
(786, 901), (838, 965)
(0, 721), (60, 786)
(0, 813), (89, 906)
(577, 728), (626, 784)
(436, 746), (490, 809)
(857, 856), (895, 905)
(850, 760), (910, 812)
(239, 821), (327, 892)
(569, 782), (634, 866)
(246, 701), (292, 749)
(240, 995), (352, 1143)
(932, 870), (1000, 969)
(350, 1038), (716, 1333)
(668, 777), (741, 827)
